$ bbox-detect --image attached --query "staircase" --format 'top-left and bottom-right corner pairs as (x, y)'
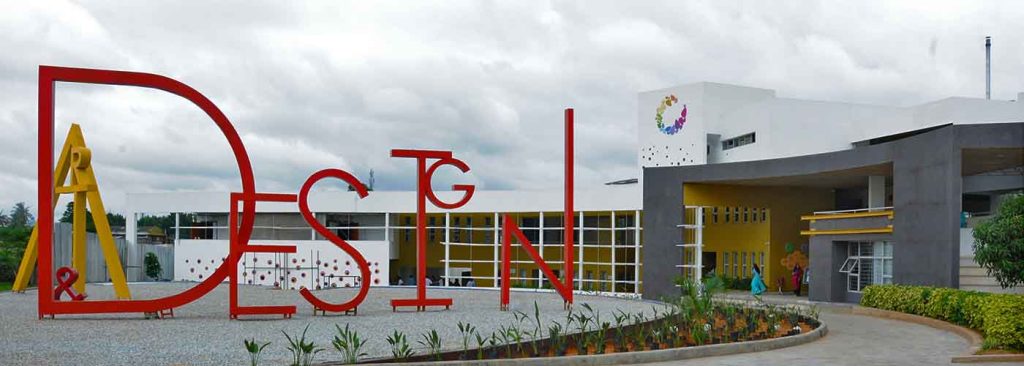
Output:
(959, 256), (1024, 294)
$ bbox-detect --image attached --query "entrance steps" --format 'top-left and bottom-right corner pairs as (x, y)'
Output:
(959, 256), (1024, 294)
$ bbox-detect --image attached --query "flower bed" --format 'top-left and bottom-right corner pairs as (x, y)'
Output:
(363, 301), (819, 363)
(860, 285), (1024, 352)
(244, 279), (823, 366)
(356, 278), (820, 364)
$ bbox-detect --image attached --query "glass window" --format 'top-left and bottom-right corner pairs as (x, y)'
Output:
(733, 251), (739, 277)
(712, 207), (719, 224)
(741, 252), (748, 277)
(724, 207), (730, 223)
(761, 208), (767, 222)
(842, 241), (894, 292)
(734, 208), (740, 223)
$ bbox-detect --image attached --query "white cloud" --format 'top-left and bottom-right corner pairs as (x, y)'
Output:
(1, 0), (1022, 216)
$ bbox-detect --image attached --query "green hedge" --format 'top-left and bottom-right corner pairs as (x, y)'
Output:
(861, 285), (1024, 351)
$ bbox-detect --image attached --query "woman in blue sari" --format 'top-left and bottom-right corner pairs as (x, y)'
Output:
(751, 264), (767, 296)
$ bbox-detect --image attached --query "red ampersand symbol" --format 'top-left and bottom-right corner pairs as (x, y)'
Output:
(54, 267), (87, 301)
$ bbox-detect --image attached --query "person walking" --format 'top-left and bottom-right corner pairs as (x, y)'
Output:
(792, 264), (804, 297)
(751, 264), (767, 296)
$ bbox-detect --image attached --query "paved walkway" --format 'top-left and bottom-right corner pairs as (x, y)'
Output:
(643, 292), (1020, 366)
(0, 283), (655, 366)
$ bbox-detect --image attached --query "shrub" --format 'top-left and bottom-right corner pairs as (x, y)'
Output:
(980, 294), (1024, 351)
(144, 252), (162, 281)
(861, 285), (1024, 351)
(972, 193), (1024, 289)
(961, 291), (991, 330)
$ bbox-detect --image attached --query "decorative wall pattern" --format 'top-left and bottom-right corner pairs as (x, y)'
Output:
(655, 94), (687, 135)
(175, 240), (390, 290)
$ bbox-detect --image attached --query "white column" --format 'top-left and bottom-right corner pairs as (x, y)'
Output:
(868, 176), (886, 209)
(444, 212), (450, 287)
(538, 212), (544, 289)
(695, 207), (703, 284)
(634, 210), (641, 295)
(310, 212), (317, 240)
(126, 212), (137, 246)
(174, 212), (180, 245)
(492, 212), (499, 288)
(578, 211), (584, 291)
(611, 211), (616, 294)
(384, 213), (390, 242)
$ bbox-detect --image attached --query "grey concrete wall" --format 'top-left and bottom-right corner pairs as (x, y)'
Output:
(892, 127), (961, 288)
(641, 169), (684, 300)
(808, 237), (839, 302)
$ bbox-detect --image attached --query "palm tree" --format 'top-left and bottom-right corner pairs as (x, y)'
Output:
(0, 209), (9, 227)
(9, 202), (33, 228)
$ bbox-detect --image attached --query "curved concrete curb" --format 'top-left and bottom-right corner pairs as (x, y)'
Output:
(851, 306), (1024, 363)
(359, 323), (828, 366)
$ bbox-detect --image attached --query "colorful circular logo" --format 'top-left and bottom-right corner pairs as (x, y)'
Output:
(655, 94), (687, 135)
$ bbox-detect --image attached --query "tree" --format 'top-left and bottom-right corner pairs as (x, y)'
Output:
(0, 209), (9, 227)
(144, 252), (162, 281)
(972, 194), (1024, 289)
(9, 202), (33, 228)
(60, 201), (98, 232)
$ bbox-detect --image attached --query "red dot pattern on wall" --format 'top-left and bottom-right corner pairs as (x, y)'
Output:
(184, 248), (387, 290)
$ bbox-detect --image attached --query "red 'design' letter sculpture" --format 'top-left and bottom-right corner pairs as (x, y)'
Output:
(500, 108), (574, 310)
(297, 169), (373, 315)
(37, 66), (258, 319)
(389, 150), (475, 311)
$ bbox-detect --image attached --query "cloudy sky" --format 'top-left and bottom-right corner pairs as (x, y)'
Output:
(1, 1), (1022, 215)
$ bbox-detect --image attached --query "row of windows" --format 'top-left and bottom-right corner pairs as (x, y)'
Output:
(705, 207), (768, 224)
(721, 251), (766, 278)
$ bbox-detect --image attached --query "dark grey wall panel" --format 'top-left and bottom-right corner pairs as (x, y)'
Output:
(892, 127), (960, 288)
(641, 168), (684, 300)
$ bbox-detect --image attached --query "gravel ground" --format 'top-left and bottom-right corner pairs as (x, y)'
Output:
(0, 283), (658, 366)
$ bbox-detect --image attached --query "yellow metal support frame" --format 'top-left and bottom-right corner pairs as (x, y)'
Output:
(12, 124), (132, 299)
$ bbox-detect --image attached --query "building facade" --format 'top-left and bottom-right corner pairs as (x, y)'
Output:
(640, 82), (1024, 302)
(127, 186), (644, 295)
(126, 81), (1023, 303)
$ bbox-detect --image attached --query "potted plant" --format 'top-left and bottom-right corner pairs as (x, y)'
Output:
(613, 310), (630, 352)
(457, 322), (476, 360)
(385, 330), (413, 362)
(417, 329), (443, 361)
(547, 321), (567, 356)
(331, 324), (368, 364)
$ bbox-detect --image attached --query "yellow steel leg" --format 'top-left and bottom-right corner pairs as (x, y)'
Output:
(13, 124), (133, 300)
(72, 189), (87, 294)
(12, 227), (39, 292)
(12, 126), (76, 292)
(86, 190), (131, 299)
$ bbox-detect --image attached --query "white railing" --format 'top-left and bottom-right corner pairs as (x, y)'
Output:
(812, 206), (893, 215)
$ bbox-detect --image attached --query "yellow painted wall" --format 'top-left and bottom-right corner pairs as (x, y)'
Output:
(683, 184), (832, 290)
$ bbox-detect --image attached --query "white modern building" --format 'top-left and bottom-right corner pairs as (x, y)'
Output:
(128, 186), (644, 294)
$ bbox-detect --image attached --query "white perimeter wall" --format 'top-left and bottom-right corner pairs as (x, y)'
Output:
(175, 239), (390, 289)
